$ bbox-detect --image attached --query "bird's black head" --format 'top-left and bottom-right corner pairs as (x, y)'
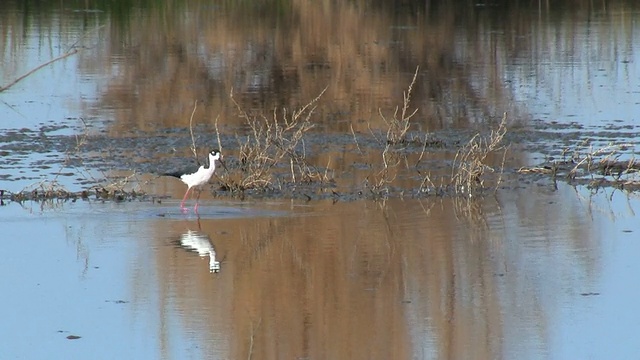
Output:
(209, 149), (222, 161)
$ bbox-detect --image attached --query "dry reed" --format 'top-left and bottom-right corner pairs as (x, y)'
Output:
(217, 87), (328, 192)
(451, 113), (508, 194)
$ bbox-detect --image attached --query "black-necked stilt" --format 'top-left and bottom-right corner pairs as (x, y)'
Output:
(164, 149), (224, 212)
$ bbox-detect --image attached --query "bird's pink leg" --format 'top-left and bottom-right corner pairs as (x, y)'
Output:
(194, 189), (201, 213)
(180, 187), (191, 210)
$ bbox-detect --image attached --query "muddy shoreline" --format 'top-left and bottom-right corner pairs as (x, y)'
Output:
(1, 118), (638, 204)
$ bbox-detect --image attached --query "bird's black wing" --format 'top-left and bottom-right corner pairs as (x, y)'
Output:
(161, 155), (202, 178)
(162, 171), (183, 179)
(162, 162), (202, 178)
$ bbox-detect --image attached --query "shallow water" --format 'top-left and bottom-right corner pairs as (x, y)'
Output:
(2, 1), (640, 359)
(2, 182), (640, 359)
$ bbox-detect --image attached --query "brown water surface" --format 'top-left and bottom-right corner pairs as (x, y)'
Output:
(4, 179), (636, 359)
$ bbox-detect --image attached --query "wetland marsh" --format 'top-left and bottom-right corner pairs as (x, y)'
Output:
(1, 1), (640, 359)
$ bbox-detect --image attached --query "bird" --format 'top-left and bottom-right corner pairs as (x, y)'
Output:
(164, 149), (225, 212)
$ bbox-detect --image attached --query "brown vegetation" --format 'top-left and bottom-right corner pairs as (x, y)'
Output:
(216, 87), (329, 192)
(518, 142), (640, 190)
(452, 113), (508, 194)
(201, 68), (511, 200)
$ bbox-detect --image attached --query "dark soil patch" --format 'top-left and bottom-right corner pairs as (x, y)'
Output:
(0, 119), (638, 204)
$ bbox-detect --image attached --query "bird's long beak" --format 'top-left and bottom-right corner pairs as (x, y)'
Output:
(218, 156), (229, 172)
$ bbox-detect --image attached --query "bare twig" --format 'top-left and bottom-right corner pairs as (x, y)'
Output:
(188, 100), (199, 162)
(568, 143), (633, 179)
(451, 113), (508, 194)
(379, 66), (420, 145)
(350, 124), (364, 155)
(0, 49), (79, 93)
(214, 115), (222, 152)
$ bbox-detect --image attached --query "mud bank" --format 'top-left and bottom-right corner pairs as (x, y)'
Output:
(1, 118), (638, 203)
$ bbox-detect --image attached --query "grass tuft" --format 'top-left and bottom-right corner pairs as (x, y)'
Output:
(451, 113), (508, 194)
(379, 66), (420, 145)
(218, 87), (329, 193)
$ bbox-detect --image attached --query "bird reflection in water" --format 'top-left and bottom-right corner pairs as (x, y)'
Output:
(179, 229), (221, 273)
